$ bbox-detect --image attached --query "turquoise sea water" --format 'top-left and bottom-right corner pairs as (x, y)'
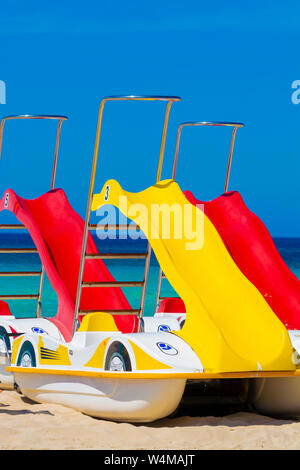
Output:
(0, 234), (299, 319)
(0, 233), (177, 318)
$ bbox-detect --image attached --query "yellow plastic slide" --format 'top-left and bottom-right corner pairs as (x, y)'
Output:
(92, 179), (294, 374)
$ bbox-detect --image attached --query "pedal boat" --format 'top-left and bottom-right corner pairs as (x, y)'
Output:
(7, 177), (300, 422)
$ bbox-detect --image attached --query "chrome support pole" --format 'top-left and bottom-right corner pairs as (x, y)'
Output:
(138, 242), (152, 332)
(154, 267), (163, 312)
(156, 100), (174, 182)
(139, 99), (176, 331)
(224, 126), (239, 193)
(36, 269), (45, 318)
(50, 119), (65, 190)
(73, 98), (105, 336)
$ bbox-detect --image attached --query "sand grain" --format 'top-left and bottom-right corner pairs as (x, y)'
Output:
(0, 391), (300, 450)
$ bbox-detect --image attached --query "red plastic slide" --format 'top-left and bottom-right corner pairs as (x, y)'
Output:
(0, 189), (138, 341)
(182, 190), (300, 330)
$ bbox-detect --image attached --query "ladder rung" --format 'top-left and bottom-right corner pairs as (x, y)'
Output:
(79, 309), (140, 316)
(0, 294), (39, 300)
(0, 248), (38, 254)
(82, 281), (144, 288)
(0, 271), (42, 277)
(88, 224), (141, 231)
(0, 224), (26, 229)
(85, 253), (148, 260)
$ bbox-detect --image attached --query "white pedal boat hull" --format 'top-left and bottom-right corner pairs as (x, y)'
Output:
(0, 317), (62, 390)
(0, 358), (14, 389)
(14, 371), (186, 422)
(251, 377), (300, 418)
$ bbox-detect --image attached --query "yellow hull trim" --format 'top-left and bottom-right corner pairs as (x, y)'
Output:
(7, 366), (300, 380)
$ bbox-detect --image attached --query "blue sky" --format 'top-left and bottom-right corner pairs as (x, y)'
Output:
(0, 1), (299, 235)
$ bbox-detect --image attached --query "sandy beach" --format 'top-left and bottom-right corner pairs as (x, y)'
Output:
(0, 391), (299, 450)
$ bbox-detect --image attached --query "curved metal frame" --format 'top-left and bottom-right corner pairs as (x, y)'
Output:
(0, 114), (68, 317)
(0, 115), (68, 189)
(73, 95), (181, 335)
(172, 121), (244, 192)
(155, 120), (244, 311)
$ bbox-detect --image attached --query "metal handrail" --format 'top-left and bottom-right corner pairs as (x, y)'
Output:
(0, 115), (68, 188)
(172, 121), (244, 191)
(73, 95), (181, 335)
(155, 120), (244, 311)
(0, 114), (68, 317)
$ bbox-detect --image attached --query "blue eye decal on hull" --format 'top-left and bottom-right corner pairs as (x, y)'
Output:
(158, 324), (171, 332)
(156, 342), (178, 355)
(31, 327), (47, 335)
